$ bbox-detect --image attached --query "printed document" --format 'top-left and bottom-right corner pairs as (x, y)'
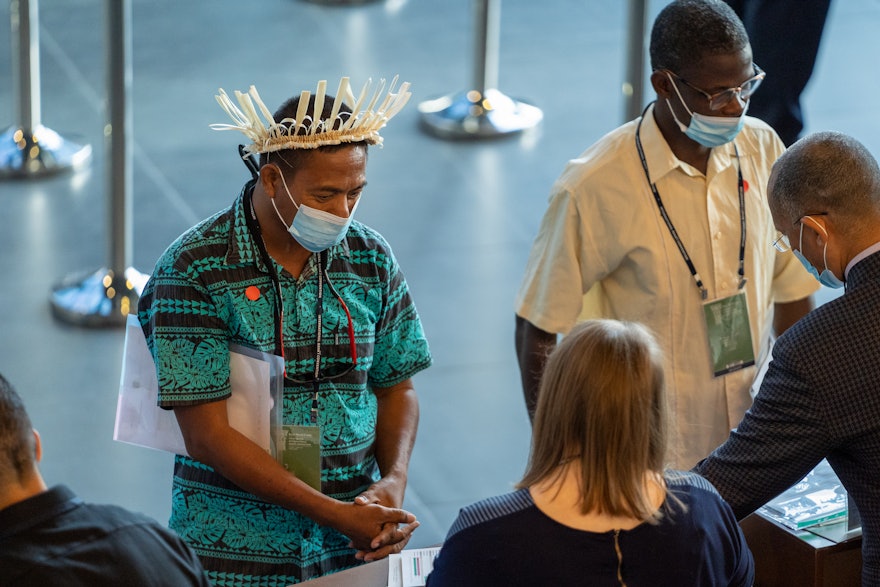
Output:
(387, 547), (441, 587)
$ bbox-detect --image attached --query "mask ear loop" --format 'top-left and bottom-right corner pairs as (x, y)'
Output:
(799, 220), (807, 253)
(803, 216), (833, 273)
(664, 72), (693, 133)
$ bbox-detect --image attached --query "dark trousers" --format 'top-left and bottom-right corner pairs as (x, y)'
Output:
(725, 0), (832, 146)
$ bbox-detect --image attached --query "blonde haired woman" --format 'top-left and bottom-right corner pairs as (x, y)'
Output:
(427, 320), (754, 586)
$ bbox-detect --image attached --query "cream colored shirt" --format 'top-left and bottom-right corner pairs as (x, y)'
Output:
(515, 105), (819, 468)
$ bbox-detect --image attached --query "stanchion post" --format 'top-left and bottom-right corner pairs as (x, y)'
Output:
(623, 0), (649, 122)
(472, 0), (498, 95)
(49, 0), (146, 327)
(14, 0), (37, 132)
(0, 0), (91, 178)
(107, 0), (132, 278)
(418, 0), (542, 139)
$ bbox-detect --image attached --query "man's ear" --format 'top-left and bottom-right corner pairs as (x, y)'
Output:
(259, 163), (281, 198)
(650, 70), (674, 100)
(33, 429), (42, 463)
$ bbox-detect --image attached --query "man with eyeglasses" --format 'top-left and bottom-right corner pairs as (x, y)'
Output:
(515, 0), (818, 469)
(138, 78), (432, 586)
(695, 131), (880, 585)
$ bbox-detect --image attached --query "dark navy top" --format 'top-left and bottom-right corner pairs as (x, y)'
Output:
(426, 471), (753, 587)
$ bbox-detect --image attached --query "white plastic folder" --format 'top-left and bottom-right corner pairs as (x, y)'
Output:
(114, 314), (284, 458)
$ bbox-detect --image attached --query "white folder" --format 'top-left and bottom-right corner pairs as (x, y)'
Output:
(113, 314), (283, 458)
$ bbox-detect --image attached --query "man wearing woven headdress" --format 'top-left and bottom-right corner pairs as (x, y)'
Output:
(138, 77), (432, 586)
(514, 0), (819, 469)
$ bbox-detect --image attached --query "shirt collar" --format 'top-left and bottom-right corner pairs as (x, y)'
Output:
(224, 179), (352, 274)
(845, 240), (880, 279)
(224, 179), (262, 269)
(0, 485), (79, 542)
(639, 103), (756, 183)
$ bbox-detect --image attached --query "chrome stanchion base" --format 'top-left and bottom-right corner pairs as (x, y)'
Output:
(0, 124), (92, 179)
(50, 267), (149, 328)
(418, 88), (543, 140)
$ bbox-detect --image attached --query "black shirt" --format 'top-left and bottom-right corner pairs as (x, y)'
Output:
(0, 485), (210, 586)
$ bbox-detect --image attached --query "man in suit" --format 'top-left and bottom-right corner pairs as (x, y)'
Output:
(694, 131), (880, 584)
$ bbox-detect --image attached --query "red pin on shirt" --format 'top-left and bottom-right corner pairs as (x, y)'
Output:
(245, 285), (261, 301)
(743, 179), (749, 192)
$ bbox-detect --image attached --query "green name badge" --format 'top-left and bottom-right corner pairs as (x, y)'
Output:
(282, 425), (322, 492)
(702, 291), (756, 377)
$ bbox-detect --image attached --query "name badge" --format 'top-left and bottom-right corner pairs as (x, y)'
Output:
(282, 425), (322, 491)
(702, 291), (755, 377)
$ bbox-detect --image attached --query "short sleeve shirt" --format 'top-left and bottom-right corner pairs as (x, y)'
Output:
(515, 107), (818, 468)
(137, 182), (432, 584)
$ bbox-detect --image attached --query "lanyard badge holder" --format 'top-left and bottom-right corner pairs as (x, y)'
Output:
(281, 251), (359, 491)
(244, 184), (358, 491)
(280, 259), (334, 492)
(635, 109), (755, 377)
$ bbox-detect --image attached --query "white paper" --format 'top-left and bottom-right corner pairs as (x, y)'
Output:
(387, 547), (441, 587)
(113, 315), (188, 454)
(227, 350), (271, 450)
(114, 314), (281, 456)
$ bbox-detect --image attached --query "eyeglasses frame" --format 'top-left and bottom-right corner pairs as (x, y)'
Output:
(666, 64), (766, 111)
(771, 212), (829, 252)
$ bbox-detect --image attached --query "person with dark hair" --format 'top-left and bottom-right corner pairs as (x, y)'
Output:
(514, 0), (817, 469)
(725, 0), (832, 146)
(0, 373), (211, 586)
(695, 131), (880, 584)
(138, 77), (432, 585)
(428, 320), (754, 586)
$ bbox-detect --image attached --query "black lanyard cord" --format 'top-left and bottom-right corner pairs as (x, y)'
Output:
(313, 250), (325, 381)
(244, 186), (285, 358)
(634, 104), (747, 300)
(244, 187), (357, 392)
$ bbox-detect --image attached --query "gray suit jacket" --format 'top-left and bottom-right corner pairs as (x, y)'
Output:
(695, 250), (880, 585)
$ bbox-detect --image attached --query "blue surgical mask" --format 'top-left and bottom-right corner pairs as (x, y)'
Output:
(666, 73), (747, 148)
(271, 170), (358, 253)
(794, 219), (844, 289)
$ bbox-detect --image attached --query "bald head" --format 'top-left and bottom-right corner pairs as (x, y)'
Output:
(768, 132), (880, 232)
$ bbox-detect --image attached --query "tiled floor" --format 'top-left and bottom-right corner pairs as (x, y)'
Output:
(1, 0), (878, 554)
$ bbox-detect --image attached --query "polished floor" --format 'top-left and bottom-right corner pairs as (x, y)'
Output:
(1, 0), (879, 555)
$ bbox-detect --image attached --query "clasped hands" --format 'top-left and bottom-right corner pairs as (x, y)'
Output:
(343, 475), (419, 562)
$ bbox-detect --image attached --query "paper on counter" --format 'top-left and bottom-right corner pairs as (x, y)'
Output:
(387, 547), (441, 587)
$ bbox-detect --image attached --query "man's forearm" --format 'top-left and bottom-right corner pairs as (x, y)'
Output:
(176, 402), (341, 519)
(372, 380), (419, 505)
(174, 401), (411, 549)
(515, 315), (557, 421)
(773, 296), (813, 335)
